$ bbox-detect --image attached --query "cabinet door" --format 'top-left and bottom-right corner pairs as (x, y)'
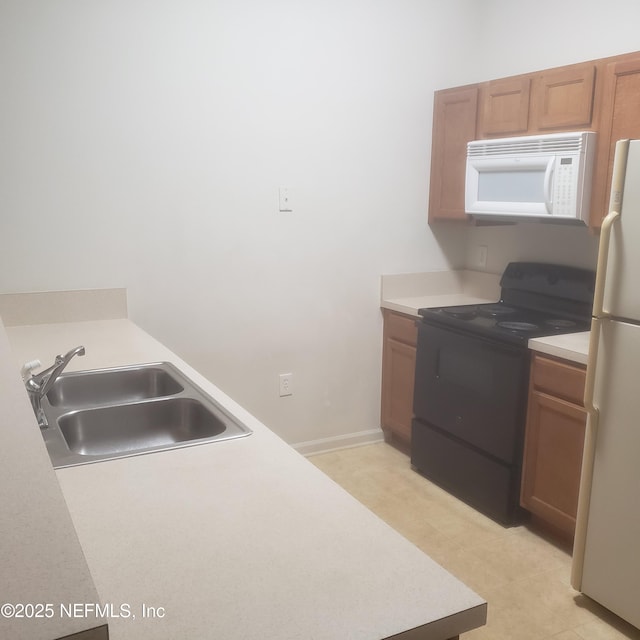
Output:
(478, 77), (531, 137)
(381, 311), (417, 445)
(530, 63), (596, 132)
(590, 55), (640, 228)
(521, 390), (587, 539)
(428, 86), (477, 223)
(381, 338), (416, 444)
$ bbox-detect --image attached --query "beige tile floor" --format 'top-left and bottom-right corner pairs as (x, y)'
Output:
(309, 442), (640, 640)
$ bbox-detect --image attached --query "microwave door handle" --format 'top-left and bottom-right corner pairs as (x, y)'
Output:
(543, 157), (555, 214)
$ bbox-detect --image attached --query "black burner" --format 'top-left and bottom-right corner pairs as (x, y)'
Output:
(497, 321), (540, 332)
(478, 304), (517, 318)
(442, 306), (478, 320)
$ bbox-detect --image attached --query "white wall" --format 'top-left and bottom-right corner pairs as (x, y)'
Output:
(466, 223), (600, 275)
(5, 1), (637, 449)
(477, 0), (640, 78)
(0, 0), (481, 448)
(464, 0), (640, 276)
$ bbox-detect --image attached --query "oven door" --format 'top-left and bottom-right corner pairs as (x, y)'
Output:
(413, 321), (529, 464)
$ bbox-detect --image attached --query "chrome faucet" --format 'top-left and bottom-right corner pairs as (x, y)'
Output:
(24, 346), (85, 428)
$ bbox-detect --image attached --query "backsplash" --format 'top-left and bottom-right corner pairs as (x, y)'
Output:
(464, 221), (599, 274)
(0, 289), (128, 326)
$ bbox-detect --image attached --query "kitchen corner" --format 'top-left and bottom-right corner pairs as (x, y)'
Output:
(381, 265), (593, 536)
(0, 291), (486, 640)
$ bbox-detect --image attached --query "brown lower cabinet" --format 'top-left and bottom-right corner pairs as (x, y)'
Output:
(520, 353), (587, 542)
(381, 309), (417, 445)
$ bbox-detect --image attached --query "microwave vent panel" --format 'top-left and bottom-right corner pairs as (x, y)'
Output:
(467, 132), (590, 158)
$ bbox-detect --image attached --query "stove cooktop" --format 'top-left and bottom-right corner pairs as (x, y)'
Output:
(417, 301), (591, 346)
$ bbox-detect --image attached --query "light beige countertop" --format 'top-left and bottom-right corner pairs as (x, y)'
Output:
(0, 317), (107, 640)
(528, 331), (590, 366)
(380, 270), (501, 317)
(5, 319), (486, 640)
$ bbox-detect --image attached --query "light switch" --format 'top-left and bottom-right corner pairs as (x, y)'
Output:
(279, 187), (293, 212)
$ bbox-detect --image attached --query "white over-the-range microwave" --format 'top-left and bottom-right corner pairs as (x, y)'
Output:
(465, 131), (596, 224)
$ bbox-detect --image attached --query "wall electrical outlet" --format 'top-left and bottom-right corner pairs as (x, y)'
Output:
(279, 373), (293, 397)
(477, 245), (488, 269)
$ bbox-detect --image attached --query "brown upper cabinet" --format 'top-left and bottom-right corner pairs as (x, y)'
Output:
(428, 86), (477, 222)
(590, 55), (640, 228)
(529, 63), (596, 132)
(479, 76), (531, 136)
(428, 51), (640, 228)
(478, 64), (597, 138)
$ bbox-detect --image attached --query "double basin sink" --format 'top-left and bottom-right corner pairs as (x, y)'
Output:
(40, 362), (251, 468)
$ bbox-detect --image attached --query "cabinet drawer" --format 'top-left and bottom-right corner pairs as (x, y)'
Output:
(531, 354), (586, 405)
(384, 310), (418, 346)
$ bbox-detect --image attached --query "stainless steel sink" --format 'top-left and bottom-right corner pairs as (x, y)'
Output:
(46, 364), (184, 408)
(39, 362), (251, 468)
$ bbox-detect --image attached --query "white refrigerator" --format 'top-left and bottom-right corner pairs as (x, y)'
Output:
(571, 138), (640, 629)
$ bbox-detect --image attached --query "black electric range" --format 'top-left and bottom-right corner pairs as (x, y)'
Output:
(411, 262), (595, 524)
(418, 263), (594, 346)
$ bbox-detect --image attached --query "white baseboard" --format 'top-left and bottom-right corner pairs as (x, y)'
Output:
(294, 428), (385, 457)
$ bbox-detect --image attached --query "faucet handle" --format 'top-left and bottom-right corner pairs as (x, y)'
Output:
(21, 359), (42, 382)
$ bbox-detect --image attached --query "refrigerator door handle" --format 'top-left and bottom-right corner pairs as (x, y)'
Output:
(592, 209), (620, 318)
(586, 200), (620, 411)
(572, 319), (604, 590)
(583, 318), (602, 415)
